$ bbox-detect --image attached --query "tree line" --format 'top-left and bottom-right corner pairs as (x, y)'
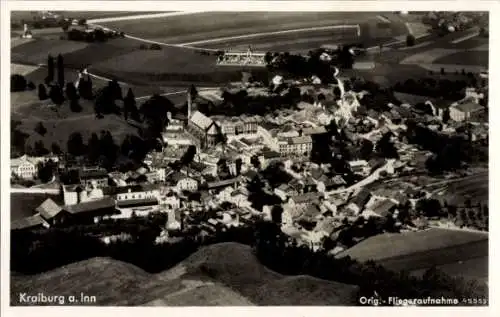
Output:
(11, 218), (487, 304)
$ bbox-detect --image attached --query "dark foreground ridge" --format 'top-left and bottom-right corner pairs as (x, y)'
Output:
(11, 242), (358, 306)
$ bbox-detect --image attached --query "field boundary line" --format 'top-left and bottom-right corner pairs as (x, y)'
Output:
(178, 24), (361, 46)
(87, 12), (204, 24)
(451, 31), (480, 44)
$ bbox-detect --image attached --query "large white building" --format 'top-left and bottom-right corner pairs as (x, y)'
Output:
(11, 154), (59, 180)
(449, 102), (484, 122)
(11, 155), (38, 179)
(278, 135), (313, 157)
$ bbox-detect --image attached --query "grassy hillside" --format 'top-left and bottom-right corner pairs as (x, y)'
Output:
(337, 228), (488, 283)
(11, 242), (359, 306)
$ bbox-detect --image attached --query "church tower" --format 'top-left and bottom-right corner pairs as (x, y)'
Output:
(187, 88), (192, 119)
(187, 84), (197, 119)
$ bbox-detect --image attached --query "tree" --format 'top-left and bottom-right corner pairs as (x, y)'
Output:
(416, 198), (442, 218)
(37, 161), (55, 183)
(123, 88), (139, 121)
(235, 158), (243, 175)
(98, 131), (119, 169)
(46, 54), (55, 84)
(359, 139), (374, 160)
(78, 75), (93, 100)
(61, 20), (71, 32)
(49, 85), (65, 105)
(108, 79), (123, 100)
(442, 108), (451, 123)
(94, 86), (114, 116)
(250, 155), (261, 170)
(11, 74), (27, 92)
(65, 82), (78, 101)
(376, 132), (399, 159)
(51, 142), (62, 155)
(180, 145), (196, 165)
(38, 84), (48, 100)
(70, 99), (83, 112)
(87, 133), (100, 164)
(139, 94), (174, 142)
(271, 205), (283, 224)
(406, 34), (416, 47)
(34, 122), (47, 136)
(67, 132), (85, 157)
(57, 54), (65, 87)
(33, 140), (49, 156)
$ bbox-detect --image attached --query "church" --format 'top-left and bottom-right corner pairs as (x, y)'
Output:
(185, 86), (222, 149)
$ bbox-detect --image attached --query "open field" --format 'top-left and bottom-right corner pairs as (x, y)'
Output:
(411, 256), (488, 284)
(11, 88), (140, 152)
(12, 243), (358, 306)
(431, 172), (489, 205)
(100, 12), (377, 44)
(337, 228), (487, 263)
(10, 193), (63, 221)
(11, 11), (160, 24)
(433, 50), (488, 67)
(337, 228), (488, 283)
(14, 112), (139, 153)
(11, 40), (90, 65)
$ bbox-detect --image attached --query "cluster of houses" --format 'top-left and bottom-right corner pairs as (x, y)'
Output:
(11, 75), (488, 251)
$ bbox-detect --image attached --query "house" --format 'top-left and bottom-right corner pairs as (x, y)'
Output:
(241, 170), (258, 182)
(287, 192), (322, 209)
(362, 199), (397, 218)
(11, 214), (49, 231)
(277, 135), (313, 157)
(160, 192), (181, 210)
(63, 197), (117, 224)
(79, 167), (109, 189)
(216, 186), (234, 203)
(259, 150), (282, 169)
(11, 155), (38, 180)
(229, 187), (251, 207)
(166, 172), (199, 192)
(115, 184), (160, 201)
(346, 189), (371, 215)
(274, 183), (299, 201)
(450, 102), (484, 122)
(36, 198), (69, 226)
(348, 160), (370, 176)
(116, 197), (160, 217)
(63, 184), (104, 206)
(207, 177), (241, 191)
(316, 174), (346, 192)
(298, 204), (322, 224)
(314, 218), (338, 237)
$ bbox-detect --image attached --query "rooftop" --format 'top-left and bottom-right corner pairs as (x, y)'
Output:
(453, 102), (484, 113)
(64, 197), (116, 215)
(207, 177), (241, 189)
(117, 198), (159, 208)
(115, 184), (159, 194)
(11, 214), (47, 230)
(36, 198), (63, 220)
(291, 192), (322, 204)
(190, 111), (214, 130)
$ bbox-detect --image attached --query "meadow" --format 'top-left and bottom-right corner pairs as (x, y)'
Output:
(101, 12), (379, 44)
(337, 228), (487, 262)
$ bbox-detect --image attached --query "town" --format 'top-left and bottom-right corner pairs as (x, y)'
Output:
(9, 10), (489, 306)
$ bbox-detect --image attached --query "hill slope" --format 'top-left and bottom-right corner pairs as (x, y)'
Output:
(11, 242), (359, 306)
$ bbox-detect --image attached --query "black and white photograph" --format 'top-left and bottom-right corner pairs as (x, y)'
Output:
(2, 0), (494, 310)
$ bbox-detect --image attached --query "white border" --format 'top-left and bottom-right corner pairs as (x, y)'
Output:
(1, 1), (498, 317)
